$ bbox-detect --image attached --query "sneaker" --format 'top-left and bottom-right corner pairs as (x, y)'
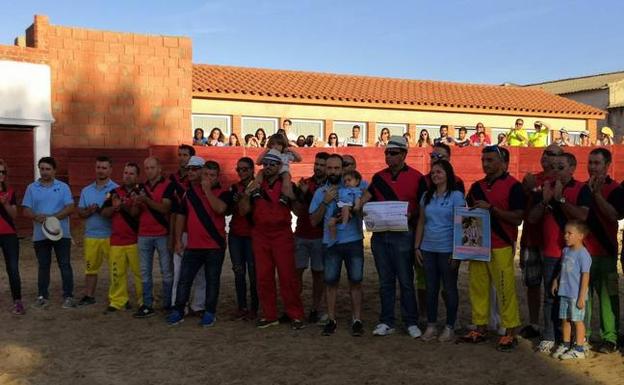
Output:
(535, 340), (555, 354)
(103, 306), (118, 314)
(322, 319), (337, 336)
(438, 326), (454, 342)
(407, 325), (422, 339)
(422, 325), (438, 341)
(78, 296), (96, 307)
(552, 344), (569, 359)
(519, 324), (541, 339)
(166, 310), (184, 326)
(256, 318), (279, 329)
(317, 313), (330, 326)
(307, 310), (320, 324)
(12, 301), (25, 315)
(351, 320), (364, 337)
(596, 341), (619, 354)
(200, 312), (216, 327)
(460, 329), (487, 343)
(62, 297), (76, 309)
(133, 305), (156, 318)
(560, 347), (586, 360)
(496, 335), (518, 352)
(291, 319), (305, 330)
(31, 296), (49, 310)
(278, 313), (291, 324)
(372, 323), (395, 336)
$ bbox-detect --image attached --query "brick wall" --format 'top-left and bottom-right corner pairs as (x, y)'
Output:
(0, 44), (48, 64)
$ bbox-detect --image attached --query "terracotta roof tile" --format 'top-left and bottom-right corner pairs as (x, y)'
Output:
(192, 64), (605, 118)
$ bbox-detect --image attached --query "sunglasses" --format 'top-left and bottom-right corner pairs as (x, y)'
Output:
(236, 167), (251, 172)
(515, 122), (524, 126)
(262, 161), (279, 167)
(185, 166), (203, 171)
(430, 152), (445, 160)
(0, 170), (6, 175)
(385, 150), (403, 157)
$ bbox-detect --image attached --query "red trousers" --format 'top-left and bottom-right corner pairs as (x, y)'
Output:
(252, 230), (304, 321)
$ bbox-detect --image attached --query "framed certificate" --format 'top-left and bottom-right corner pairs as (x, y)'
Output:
(453, 207), (491, 261)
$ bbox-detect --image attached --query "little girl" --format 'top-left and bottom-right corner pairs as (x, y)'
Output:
(254, 133), (302, 205)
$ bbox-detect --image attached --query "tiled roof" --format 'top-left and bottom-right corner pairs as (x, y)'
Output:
(192, 64), (605, 118)
(526, 70), (624, 95)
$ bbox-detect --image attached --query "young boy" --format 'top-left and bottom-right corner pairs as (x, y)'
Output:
(327, 171), (362, 239)
(551, 220), (591, 360)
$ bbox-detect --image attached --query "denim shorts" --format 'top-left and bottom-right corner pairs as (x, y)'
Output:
(295, 237), (324, 271)
(323, 240), (364, 285)
(521, 246), (542, 287)
(559, 296), (586, 322)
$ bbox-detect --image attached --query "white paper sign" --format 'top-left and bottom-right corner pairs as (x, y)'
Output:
(362, 201), (409, 232)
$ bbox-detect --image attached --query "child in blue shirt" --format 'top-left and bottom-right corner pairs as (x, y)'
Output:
(551, 220), (591, 360)
(328, 171), (363, 239)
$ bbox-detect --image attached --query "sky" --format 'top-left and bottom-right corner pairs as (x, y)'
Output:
(2, 0), (623, 85)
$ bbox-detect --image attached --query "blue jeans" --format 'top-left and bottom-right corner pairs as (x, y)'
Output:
(0, 234), (21, 300)
(371, 231), (418, 328)
(542, 256), (562, 341)
(34, 238), (73, 299)
(422, 250), (458, 327)
(174, 248), (225, 314)
(323, 240), (364, 285)
(228, 235), (258, 312)
(138, 236), (173, 308)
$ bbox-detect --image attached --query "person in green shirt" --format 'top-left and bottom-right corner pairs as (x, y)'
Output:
(528, 121), (550, 147)
(506, 118), (529, 147)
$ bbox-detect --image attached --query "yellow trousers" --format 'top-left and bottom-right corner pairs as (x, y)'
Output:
(84, 238), (110, 275)
(108, 244), (143, 309)
(468, 246), (521, 329)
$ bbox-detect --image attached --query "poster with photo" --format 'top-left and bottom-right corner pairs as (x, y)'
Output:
(453, 207), (491, 261)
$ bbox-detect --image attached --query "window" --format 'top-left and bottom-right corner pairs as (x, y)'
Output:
(332, 121), (367, 145)
(241, 117), (279, 137)
(291, 119), (324, 141)
(375, 123), (407, 141)
(192, 114), (231, 137)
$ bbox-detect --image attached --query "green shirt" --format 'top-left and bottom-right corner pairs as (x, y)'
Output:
(528, 131), (549, 147)
(507, 129), (528, 146)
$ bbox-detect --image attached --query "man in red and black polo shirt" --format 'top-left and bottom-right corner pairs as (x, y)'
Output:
(239, 149), (305, 330)
(361, 136), (425, 338)
(518, 144), (562, 339)
(294, 151), (329, 323)
(528, 152), (591, 353)
(100, 162), (143, 313)
(461, 146), (525, 352)
(584, 148), (624, 353)
(167, 159), (232, 327)
(134, 157), (176, 318)
(0, 159), (23, 315)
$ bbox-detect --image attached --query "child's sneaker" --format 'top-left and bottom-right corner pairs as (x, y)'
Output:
(199, 312), (216, 327)
(166, 310), (184, 326)
(421, 325), (438, 341)
(560, 347), (586, 360)
(551, 344), (569, 359)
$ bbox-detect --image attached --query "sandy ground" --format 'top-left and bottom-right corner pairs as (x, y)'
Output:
(1, 235), (623, 385)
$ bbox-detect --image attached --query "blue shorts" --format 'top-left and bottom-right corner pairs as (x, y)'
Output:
(559, 296), (586, 322)
(323, 240), (364, 285)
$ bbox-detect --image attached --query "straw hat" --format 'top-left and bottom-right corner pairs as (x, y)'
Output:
(601, 126), (614, 137)
(42, 217), (63, 241)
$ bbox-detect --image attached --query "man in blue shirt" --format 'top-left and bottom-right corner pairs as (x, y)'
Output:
(310, 154), (365, 337)
(22, 157), (75, 309)
(77, 156), (118, 307)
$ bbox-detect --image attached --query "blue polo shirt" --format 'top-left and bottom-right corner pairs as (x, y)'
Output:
(22, 179), (74, 241)
(79, 179), (119, 238)
(419, 190), (465, 253)
(309, 180), (368, 247)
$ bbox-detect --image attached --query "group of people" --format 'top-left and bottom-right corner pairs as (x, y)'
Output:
(1, 132), (623, 360)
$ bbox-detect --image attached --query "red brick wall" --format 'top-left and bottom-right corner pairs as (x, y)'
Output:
(0, 44), (48, 64)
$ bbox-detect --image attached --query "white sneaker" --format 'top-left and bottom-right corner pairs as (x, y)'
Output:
(560, 348), (586, 360)
(421, 325), (438, 341)
(407, 325), (422, 338)
(438, 326), (454, 342)
(372, 323), (395, 336)
(535, 340), (555, 354)
(551, 344), (569, 359)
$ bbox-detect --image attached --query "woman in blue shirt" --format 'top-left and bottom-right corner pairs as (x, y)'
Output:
(415, 159), (465, 342)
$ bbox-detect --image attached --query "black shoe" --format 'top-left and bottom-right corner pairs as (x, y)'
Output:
(322, 319), (337, 336)
(519, 325), (540, 339)
(351, 320), (364, 337)
(78, 296), (96, 307)
(596, 341), (619, 354)
(291, 319), (305, 330)
(307, 310), (320, 324)
(256, 319), (279, 329)
(278, 313), (291, 324)
(250, 189), (262, 202)
(103, 306), (118, 314)
(279, 194), (289, 206)
(133, 305), (156, 319)
(124, 301), (132, 310)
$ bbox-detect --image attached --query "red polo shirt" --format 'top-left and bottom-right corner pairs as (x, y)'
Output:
(252, 179), (294, 235)
(229, 181), (253, 237)
(584, 177), (624, 257)
(103, 186), (139, 246)
(179, 184), (231, 250)
(538, 179), (591, 258)
(467, 173), (525, 249)
(520, 171), (555, 248)
(367, 164), (426, 228)
(294, 176), (324, 240)
(0, 187), (17, 235)
(138, 177), (176, 236)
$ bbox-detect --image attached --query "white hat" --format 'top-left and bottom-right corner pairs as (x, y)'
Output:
(186, 156), (206, 168)
(42, 217), (63, 241)
(263, 149), (283, 163)
(386, 136), (408, 150)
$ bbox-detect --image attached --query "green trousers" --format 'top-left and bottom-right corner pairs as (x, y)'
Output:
(584, 257), (620, 343)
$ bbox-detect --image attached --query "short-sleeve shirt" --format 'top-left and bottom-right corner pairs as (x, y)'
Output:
(420, 190), (466, 253)
(229, 181), (254, 238)
(528, 131), (549, 147)
(558, 246), (592, 299)
(0, 187), (18, 235)
(138, 177), (176, 237)
(310, 182), (365, 246)
(466, 173), (525, 249)
(22, 179), (74, 241)
(294, 177), (324, 240)
(584, 177), (624, 257)
(506, 129), (528, 146)
(470, 133), (491, 145)
(102, 186), (139, 246)
(179, 184), (232, 249)
(338, 186), (362, 206)
(78, 180), (119, 238)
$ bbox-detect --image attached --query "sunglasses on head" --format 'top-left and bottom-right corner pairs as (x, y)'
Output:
(262, 161), (279, 167)
(483, 145), (504, 160)
(385, 150), (403, 156)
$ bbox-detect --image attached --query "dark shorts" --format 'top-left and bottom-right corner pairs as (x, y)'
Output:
(323, 240), (364, 285)
(521, 246), (542, 287)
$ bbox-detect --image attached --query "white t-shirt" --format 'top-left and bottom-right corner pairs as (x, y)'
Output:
(286, 132), (298, 143)
(342, 137), (365, 147)
(279, 152), (295, 174)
